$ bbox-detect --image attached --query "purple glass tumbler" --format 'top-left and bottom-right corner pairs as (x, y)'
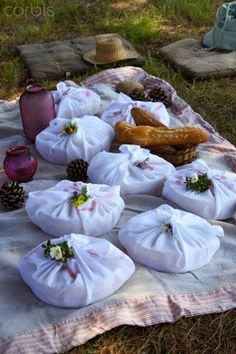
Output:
(19, 83), (55, 142)
(3, 146), (38, 182)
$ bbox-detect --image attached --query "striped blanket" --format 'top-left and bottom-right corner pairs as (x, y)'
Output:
(0, 67), (236, 354)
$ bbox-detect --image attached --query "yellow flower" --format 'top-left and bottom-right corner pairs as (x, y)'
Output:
(62, 122), (77, 135)
(72, 194), (87, 207)
(70, 187), (89, 208)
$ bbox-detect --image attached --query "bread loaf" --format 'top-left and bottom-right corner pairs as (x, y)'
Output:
(131, 107), (168, 128)
(115, 121), (209, 146)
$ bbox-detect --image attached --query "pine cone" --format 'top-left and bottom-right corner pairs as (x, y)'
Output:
(0, 180), (26, 211)
(66, 159), (88, 182)
(148, 86), (171, 107)
(129, 88), (147, 101)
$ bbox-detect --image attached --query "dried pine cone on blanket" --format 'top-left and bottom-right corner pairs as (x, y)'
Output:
(66, 159), (88, 182)
(0, 180), (26, 210)
(148, 86), (171, 108)
(129, 88), (147, 101)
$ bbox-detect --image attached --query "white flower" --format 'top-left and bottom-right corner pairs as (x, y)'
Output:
(191, 172), (199, 183)
(50, 246), (63, 260)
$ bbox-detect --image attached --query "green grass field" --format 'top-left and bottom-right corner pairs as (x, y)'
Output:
(1, 1), (236, 353)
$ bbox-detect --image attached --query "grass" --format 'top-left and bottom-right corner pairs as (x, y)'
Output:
(0, 0), (236, 353)
(67, 311), (236, 354)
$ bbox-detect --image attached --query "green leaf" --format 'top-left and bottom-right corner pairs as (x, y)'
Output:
(42, 239), (75, 264)
(185, 174), (212, 193)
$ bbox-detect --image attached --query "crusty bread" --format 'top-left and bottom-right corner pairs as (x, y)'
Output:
(115, 121), (209, 146)
(131, 107), (168, 128)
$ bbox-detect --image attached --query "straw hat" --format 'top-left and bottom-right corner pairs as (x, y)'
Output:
(83, 36), (138, 64)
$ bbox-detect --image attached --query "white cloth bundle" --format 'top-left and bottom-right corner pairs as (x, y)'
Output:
(85, 83), (120, 117)
(19, 233), (135, 307)
(119, 204), (224, 273)
(35, 116), (114, 164)
(101, 92), (170, 128)
(87, 145), (176, 195)
(25, 181), (125, 237)
(55, 82), (101, 118)
(163, 159), (236, 220)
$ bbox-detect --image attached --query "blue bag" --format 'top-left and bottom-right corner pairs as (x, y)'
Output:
(202, 1), (236, 51)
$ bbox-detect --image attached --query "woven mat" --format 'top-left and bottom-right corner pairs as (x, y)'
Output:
(17, 33), (144, 80)
(0, 67), (236, 354)
(159, 38), (236, 79)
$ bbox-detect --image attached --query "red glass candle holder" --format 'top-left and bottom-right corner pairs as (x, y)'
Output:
(19, 83), (55, 142)
(3, 145), (38, 182)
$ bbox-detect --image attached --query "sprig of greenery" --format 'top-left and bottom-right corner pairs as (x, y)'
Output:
(185, 173), (212, 193)
(70, 186), (90, 207)
(61, 122), (77, 135)
(42, 240), (74, 264)
(160, 222), (173, 237)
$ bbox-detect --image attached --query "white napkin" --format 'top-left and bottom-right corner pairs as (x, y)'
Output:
(163, 159), (236, 219)
(119, 204), (224, 273)
(55, 82), (101, 118)
(101, 92), (170, 128)
(25, 181), (125, 237)
(19, 233), (135, 307)
(88, 144), (176, 195)
(35, 116), (114, 164)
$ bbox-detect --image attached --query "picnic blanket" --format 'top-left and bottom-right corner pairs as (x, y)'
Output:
(0, 67), (236, 354)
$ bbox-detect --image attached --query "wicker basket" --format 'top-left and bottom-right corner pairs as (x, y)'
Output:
(149, 144), (197, 166)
